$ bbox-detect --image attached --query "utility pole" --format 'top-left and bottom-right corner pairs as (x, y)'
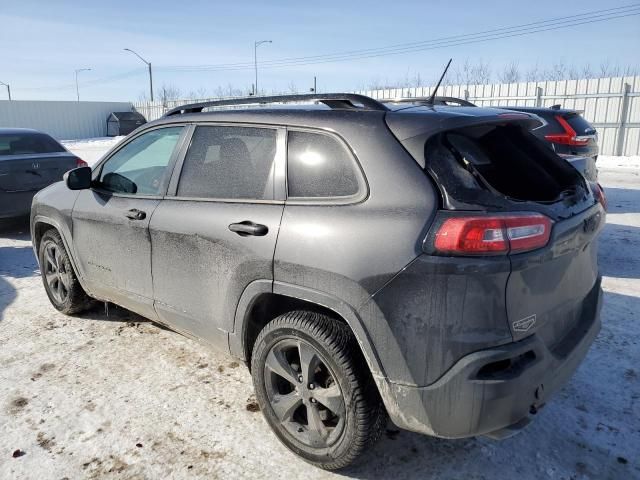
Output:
(254, 40), (272, 96)
(0, 80), (10, 100)
(124, 48), (154, 102)
(75, 68), (91, 102)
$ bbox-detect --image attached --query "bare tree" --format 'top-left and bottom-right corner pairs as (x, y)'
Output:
(410, 71), (423, 88)
(452, 59), (492, 85)
(498, 61), (520, 84)
(580, 63), (595, 79)
(525, 63), (541, 82)
(453, 59), (473, 85)
(158, 84), (182, 107)
(598, 60), (619, 77)
(187, 87), (209, 100)
(287, 81), (298, 94)
(366, 75), (395, 90)
(472, 60), (492, 85)
(544, 61), (568, 81)
(622, 65), (640, 77)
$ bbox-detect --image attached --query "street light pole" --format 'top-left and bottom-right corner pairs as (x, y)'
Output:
(124, 48), (154, 102)
(75, 68), (91, 102)
(254, 40), (272, 96)
(0, 80), (10, 100)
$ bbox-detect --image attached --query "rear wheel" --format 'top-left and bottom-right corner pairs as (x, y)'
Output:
(39, 229), (94, 315)
(251, 311), (385, 470)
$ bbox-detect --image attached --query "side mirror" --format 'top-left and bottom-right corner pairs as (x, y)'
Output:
(64, 166), (92, 190)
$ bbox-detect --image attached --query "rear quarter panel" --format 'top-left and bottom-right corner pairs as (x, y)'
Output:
(274, 116), (439, 380)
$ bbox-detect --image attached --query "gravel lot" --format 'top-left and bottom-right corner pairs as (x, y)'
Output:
(0, 165), (638, 480)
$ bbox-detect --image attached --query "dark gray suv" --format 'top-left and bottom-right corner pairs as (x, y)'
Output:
(30, 94), (605, 470)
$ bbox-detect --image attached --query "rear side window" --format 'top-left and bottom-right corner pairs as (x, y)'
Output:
(564, 113), (595, 135)
(287, 131), (359, 198)
(0, 133), (65, 156)
(177, 126), (277, 200)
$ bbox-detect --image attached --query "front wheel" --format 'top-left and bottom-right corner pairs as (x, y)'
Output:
(38, 229), (95, 315)
(251, 311), (385, 470)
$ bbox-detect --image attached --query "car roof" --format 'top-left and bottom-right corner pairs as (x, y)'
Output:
(149, 103), (539, 130)
(0, 127), (44, 135)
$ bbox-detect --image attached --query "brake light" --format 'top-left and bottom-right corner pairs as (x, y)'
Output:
(594, 183), (607, 211)
(433, 214), (552, 255)
(545, 116), (589, 146)
(76, 158), (88, 167)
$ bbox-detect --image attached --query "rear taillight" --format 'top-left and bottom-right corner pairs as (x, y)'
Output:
(545, 116), (590, 146)
(76, 158), (88, 167)
(594, 183), (607, 210)
(433, 213), (552, 256)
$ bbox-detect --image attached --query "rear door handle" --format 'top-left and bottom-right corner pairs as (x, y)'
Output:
(125, 208), (146, 220)
(229, 221), (268, 237)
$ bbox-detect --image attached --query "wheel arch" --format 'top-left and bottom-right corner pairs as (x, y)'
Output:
(230, 280), (386, 381)
(31, 215), (88, 292)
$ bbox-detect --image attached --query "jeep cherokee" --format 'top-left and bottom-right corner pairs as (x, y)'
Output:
(30, 93), (605, 470)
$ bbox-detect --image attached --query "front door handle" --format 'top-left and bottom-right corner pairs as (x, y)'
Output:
(229, 221), (268, 237)
(125, 208), (146, 220)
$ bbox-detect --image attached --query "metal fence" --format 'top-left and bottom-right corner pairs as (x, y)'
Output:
(358, 76), (640, 156)
(0, 100), (133, 140)
(133, 75), (640, 156)
(134, 97), (229, 123)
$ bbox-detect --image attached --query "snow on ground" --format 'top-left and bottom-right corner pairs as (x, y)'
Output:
(597, 155), (640, 170)
(61, 137), (124, 166)
(0, 156), (638, 478)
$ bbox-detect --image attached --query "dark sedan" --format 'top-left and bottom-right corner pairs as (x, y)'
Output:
(0, 128), (86, 219)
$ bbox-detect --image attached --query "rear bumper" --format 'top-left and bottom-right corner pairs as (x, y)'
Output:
(0, 190), (37, 219)
(379, 279), (602, 438)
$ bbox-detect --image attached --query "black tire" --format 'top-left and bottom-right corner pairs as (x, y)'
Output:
(251, 310), (386, 470)
(38, 229), (95, 315)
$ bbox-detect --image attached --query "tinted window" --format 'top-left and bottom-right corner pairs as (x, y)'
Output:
(564, 113), (595, 135)
(177, 126), (276, 200)
(287, 131), (359, 198)
(99, 126), (183, 195)
(0, 133), (65, 156)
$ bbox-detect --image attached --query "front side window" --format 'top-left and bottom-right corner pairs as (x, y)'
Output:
(177, 125), (277, 200)
(287, 131), (359, 198)
(98, 126), (183, 195)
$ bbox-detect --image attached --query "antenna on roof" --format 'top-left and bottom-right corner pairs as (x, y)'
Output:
(425, 58), (452, 106)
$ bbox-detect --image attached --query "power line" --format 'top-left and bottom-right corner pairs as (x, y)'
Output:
(158, 4), (640, 73)
(14, 68), (147, 91)
(12, 4), (640, 91)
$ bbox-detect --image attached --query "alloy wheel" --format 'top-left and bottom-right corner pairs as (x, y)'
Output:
(43, 241), (70, 304)
(263, 338), (346, 448)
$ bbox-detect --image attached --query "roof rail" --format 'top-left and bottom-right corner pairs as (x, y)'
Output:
(164, 93), (389, 116)
(388, 96), (476, 107)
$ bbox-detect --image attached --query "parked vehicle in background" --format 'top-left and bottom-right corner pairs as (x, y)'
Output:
(30, 94), (605, 470)
(0, 128), (87, 220)
(498, 106), (599, 180)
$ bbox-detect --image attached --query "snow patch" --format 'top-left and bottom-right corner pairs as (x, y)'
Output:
(597, 155), (640, 170)
(61, 136), (125, 166)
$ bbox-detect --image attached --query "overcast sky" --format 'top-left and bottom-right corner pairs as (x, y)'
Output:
(1, 0), (639, 101)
